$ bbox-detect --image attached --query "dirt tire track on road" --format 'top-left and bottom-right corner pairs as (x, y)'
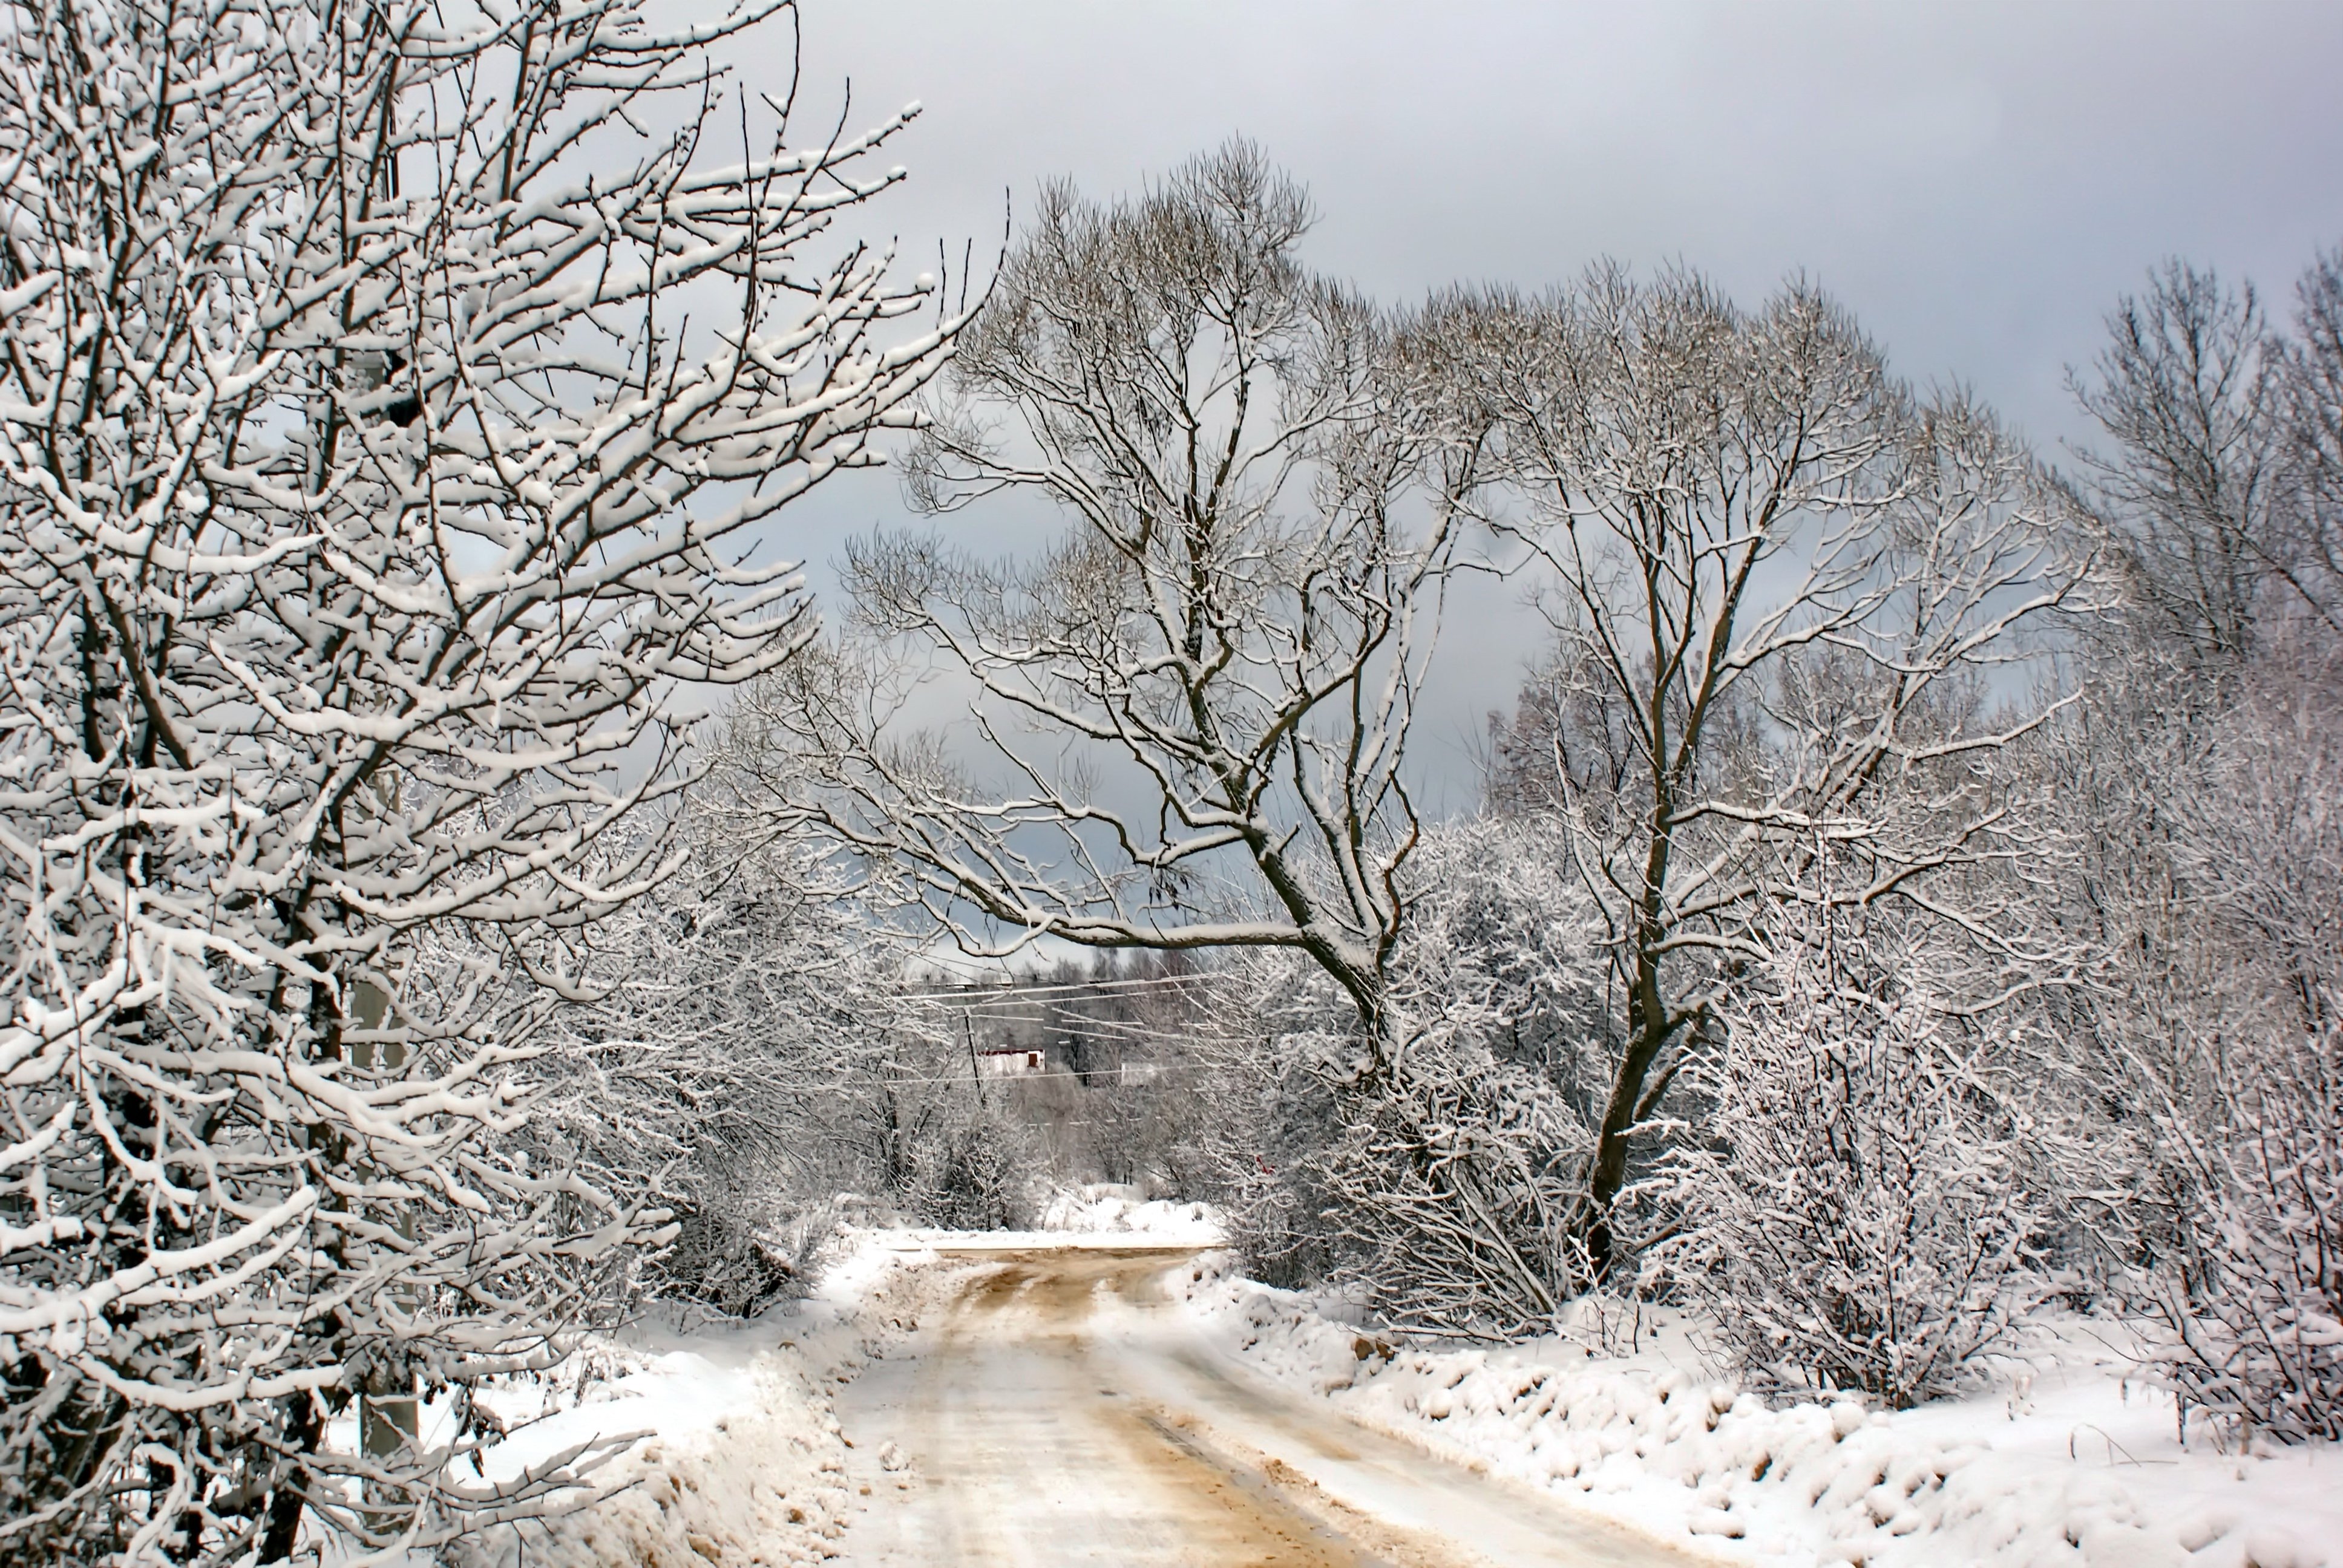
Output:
(833, 1246), (1711, 1568)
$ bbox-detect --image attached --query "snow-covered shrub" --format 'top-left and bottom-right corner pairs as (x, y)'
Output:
(2028, 647), (2343, 1443)
(2146, 1025), (2343, 1445)
(859, 996), (1047, 1231)
(1657, 912), (2045, 1408)
(0, 0), (960, 1557)
(890, 1111), (1039, 1230)
(868, 1030), (1045, 1230)
(2123, 671), (2343, 1443)
(529, 818), (909, 1315)
(1204, 818), (1610, 1335)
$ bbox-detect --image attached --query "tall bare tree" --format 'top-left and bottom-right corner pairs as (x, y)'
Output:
(2274, 249), (2343, 636)
(1461, 268), (2088, 1273)
(2069, 261), (2284, 668)
(736, 142), (1484, 1063)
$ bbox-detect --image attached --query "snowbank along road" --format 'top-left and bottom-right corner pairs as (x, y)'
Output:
(832, 1244), (1712, 1568)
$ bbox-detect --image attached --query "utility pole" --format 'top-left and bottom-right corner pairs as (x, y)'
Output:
(963, 1009), (987, 1107)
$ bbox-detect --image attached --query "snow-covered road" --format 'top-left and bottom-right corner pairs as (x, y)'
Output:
(831, 1244), (1710, 1568)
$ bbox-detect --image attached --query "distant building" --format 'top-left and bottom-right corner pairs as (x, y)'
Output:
(977, 1048), (1046, 1077)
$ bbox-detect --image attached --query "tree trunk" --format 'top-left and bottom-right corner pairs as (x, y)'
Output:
(1578, 795), (1681, 1279)
(256, 1393), (324, 1564)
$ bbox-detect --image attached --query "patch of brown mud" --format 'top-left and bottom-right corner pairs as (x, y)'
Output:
(929, 1245), (1205, 1260)
(947, 1248), (1198, 1327)
(1116, 1402), (1498, 1568)
(1107, 1401), (1393, 1568)
(961, 1264), (1034, 1313)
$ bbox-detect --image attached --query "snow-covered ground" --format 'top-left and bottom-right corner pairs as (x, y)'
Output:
(346, 1192), (2337, 1568)
(1167, 1250), (2343, 1568)
(336, 1192), (1184, 1567)
(1037, 1182), (1225, 1242)
(436, 1333), (853, 1568)
(329, 1240), (928, 1568)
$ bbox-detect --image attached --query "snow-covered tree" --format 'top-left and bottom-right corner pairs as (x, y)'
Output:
(733, 140), (1486, 1059)
(1203, 817), (1610, 1336)
(2275, 247), (2343, 636)
(1457, 271), (2088, 1274)
(1651, 903), (2046, 1409)
(2065, 250), (2343, 665)
(0, 0), (960, 1556)
(2053, 654), (2343, 1444)
(524, 812), (911, 1319)
(2024, 247), (2343, 1445)
(2069, 261), (2286, 670)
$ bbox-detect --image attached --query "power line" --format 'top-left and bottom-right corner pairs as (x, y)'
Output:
(867, 1066), (1190, 1087)
(902, 1014), (1221, 1048)
(898, 970), (1236, 1002)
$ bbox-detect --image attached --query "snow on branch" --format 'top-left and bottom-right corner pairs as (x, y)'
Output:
(0, 0), (965, 1557)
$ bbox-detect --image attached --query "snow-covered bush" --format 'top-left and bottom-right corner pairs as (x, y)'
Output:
(527, 817), (911, 1316)
(2146, 1024), (2343, 1445)
(1204, 818), (1610, 1335)
(2116, 668), (2343, 1443)
(0, 0), (959, 1557)
(862, 1015), (1046, 1231)
(1656, 910), (2046, 1408)
(2020, 632), (2343, 1445)
(886, 1108), (1040, 1231)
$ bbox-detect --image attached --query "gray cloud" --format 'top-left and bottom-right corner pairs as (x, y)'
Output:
(746, 0), (2343, 802)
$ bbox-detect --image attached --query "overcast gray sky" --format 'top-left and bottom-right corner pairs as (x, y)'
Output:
(752, 1), (2343, 808)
